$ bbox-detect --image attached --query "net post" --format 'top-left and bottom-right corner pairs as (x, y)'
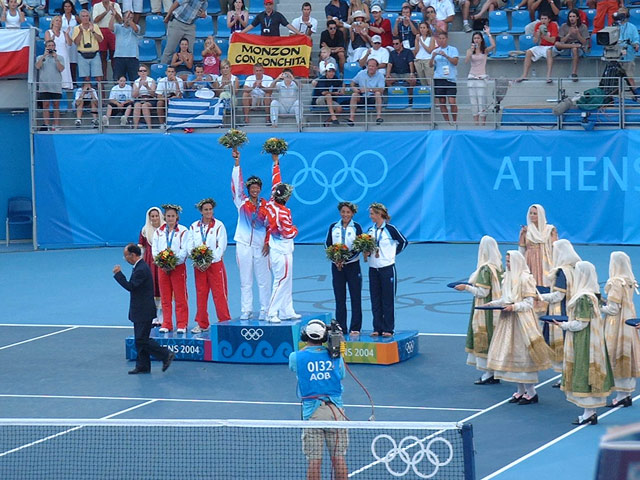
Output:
(461, 422), (476, 480)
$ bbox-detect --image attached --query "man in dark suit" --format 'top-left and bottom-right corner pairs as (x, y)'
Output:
(114, 243), (175, 374)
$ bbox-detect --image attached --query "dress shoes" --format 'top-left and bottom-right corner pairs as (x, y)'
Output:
(552, 380), (562, 388)
(607, 396), (632, 408)
(474, 376), (500, 385)
(128, 368), (151, 375)
(508, 394), (524, 403)
(518, 394), (539, 405)
(572, 413), (598, 425)
(162, 352), (175, 372)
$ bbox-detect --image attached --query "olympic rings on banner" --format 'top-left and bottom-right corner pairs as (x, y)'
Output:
(287, 150), (389, 205)
(240, 328), (264, 341)
(371, 434), (454, 478)
(405, 341), (415, 354)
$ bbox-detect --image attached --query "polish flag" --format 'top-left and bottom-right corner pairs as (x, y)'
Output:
(0, 29), (30, 78)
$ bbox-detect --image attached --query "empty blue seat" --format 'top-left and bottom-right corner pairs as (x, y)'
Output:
(144, 15), (165, 38)
(509, 9), (530, 33)
(585, 8), (596, 31)
(383, 12), (399, 25)
(343, 62), (362, 82)
(410, 12), (422, 22)
(193, 38), (205, 61)
(489, 10), (508, 33)
(150, 63), (168, 79)
(248, 2), (262, 13)
(138, 38), (158, 62)
(207, 2), (221, 14)
(557, 9), (568, 26)
(216, 37), (229, 59)
(21, 17), (35, 28)
(39, 16), (52, 38)
(48, 0), (63, 14)
(386, 0), (404, 12)
(195, 15), (213, 38)
(586, 33), (604, 57)
(492, 34), (517, 58)
(5, 196), (32, 247)
(628, 8), (640, 30)
(518, 34), (535, 54)
(142, 0), (151, 14)
(386, 86), (409, 110)
(217, 15), (231, 38)
(36, 38), (45, 56)
(412, 86), (431, 110)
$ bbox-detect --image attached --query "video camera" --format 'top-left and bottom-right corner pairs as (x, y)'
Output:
(327, 320), (345, 359)
(596, 11), (629, 60)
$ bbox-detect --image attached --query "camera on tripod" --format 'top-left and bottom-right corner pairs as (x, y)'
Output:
(327, 320), (345, 359)
(596, 11), (627, 60)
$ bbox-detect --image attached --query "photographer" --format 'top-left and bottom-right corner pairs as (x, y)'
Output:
(393, 3), (418, 49)
(269, 68), (302, 128)
(35, 40), (65, 131)
(616, 7), (640, 92)
(289, 320), (348, 480)
(72, 9), (104, 84)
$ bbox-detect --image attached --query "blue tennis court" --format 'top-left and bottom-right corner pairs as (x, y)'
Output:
(1, 243), (639, 479)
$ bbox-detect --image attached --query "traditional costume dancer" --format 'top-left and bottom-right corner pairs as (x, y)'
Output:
(138, 206), (164, 326)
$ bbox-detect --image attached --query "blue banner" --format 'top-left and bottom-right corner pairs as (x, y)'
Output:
(33, 130), (640, 248)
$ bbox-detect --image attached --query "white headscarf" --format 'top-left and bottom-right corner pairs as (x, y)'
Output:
(502, 250), (531, 304)
(142, 206), (165, 242)
(525, 204), (555, 244)
(469, 235), (502, 284)
(606, 251), (639, 293)
(567, 261), (600, 309)
(547, 239), (581, 280)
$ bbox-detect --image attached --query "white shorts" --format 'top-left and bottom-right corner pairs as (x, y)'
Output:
(122, 0), (143, 13)
(529, 45), (552, 62)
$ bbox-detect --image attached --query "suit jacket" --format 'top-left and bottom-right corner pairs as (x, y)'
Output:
(114, 259), (157, 323)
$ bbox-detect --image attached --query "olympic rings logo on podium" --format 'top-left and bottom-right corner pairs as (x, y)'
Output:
(287, 150), (389, 205)
(371, 434), (454, 478)
(405, 340), (415, 355)
(240, 328), (264, 341)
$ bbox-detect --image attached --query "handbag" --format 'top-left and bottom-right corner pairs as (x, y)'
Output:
(80, 51), (97, 59)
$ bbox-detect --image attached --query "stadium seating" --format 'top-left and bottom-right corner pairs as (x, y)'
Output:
(509, 10), (530, 34)
(21, 17), (35, 28)
(193, 38), (205, 62)
(383, 12), (399, 25)
(492, 34), (517, 58)
(195, 15), (213, 38)
(628, 8), (640, 30)
(143, 15), (165, 38)
(585, 9), (596, 31)
(489, 10), (508, 33)
(207, 2), (221, 15)
(385, 0), (404, 12)
(217, 37), (230, 59)
(38, 16), (52, 38)
(138, 38), (158, 62)
(585, 33), (604, 57)
(217, 15), (231, 38)
(142, 0), (151, 14)
(48, 0), (63, 15)
(412, 86), (432, 110)
(386, 86), (410, 110)
(518, 34), (535, 54)
(343, 62), (361, 83)
(150, 63), (168, 80)
(248, 2), (262, 13)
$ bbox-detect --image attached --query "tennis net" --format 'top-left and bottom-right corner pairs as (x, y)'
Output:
(0, 418), (475, 479)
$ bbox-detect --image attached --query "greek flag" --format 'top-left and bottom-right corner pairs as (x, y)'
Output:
(166, 99), (225, 129)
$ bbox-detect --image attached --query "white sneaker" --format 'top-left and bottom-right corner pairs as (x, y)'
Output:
(268, 316), (281, 323)
(463, 22), (472, 33)
(74, 119), (81, 127)
(102, 115), (109, 126)
(177, 328), (186, 334)
(120, 115), (127, 126)
(158, 327), (169, 333)
(240, 312), (252, 320)
(191, 325), (209, 333)
(258, 310), (267, 320)
(152, 318), (161, 326)
(288, 312), (302, 320)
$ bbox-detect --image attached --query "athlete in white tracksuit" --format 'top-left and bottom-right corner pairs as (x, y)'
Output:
(231, 150), (280, 320)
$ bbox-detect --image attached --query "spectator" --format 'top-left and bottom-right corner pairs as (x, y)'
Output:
(171, 37), (194, 81)
(348, 0), (369, 23)
(552, 9), (588, 81)
(151, 0), (172, 15)
(423, 4), (446, 35)
(515, 13), (558, 83)
(45, 15), (73, 89)
(109, 10), (140, 82)
(422, 0), (454, 31)
(593, 0), (617, 33)
(74, 81), (99, 127)
(122, 0), (143, 24)
(241, 0), (300, 36)
(92, 0), (122, 80)
(368, 5), (392, 49)
(359, 35), (389, 72)
(72, 10), (104, 84)
(214, 59), (239, 106)
(132, 64), (157, 129)
(393, 3), (419, 49)
(320, 19), (346, 73)
(161, 0), (207, 65)
(269, 68), (302, 127)
(349, 10), (370, 62)
(241, 63), (274, 125)
(186, 64), (215, 98)
(463, 0), (495, 33)
(1, 0), (25, 28)
(516, 0), (560, 23)
(292, 2), (317, 38)
(35, 39), (65, 131)
(317, 45), (338, 76)
(226, 0), (248, 34)
(202, 35), (222, 76)
(430, 31), (458, 124)
(156, 65), (184, 122)
(324, 0), (349, 43)
(22, 0), (45, 22)
(311, 62), (343, 126)
(347, 58), (385, 126)
(61, 0), (79, 82)
(104, 75), (133, 126)
(465, 26), (495, 125)
(218, 0), (232, 15)
(387, 35), (416, 87)
(413, 21), (435, 84)
(617, 7), (640, 93)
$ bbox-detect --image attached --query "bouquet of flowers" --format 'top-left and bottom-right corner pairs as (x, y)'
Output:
(325, 243), (351, 270)
(154, 248), (178, 271)
(190, 244), (213, 270)
(262, 137), (288, 156)
(218, 129), (249, 152)
(351, 234), (378, 262)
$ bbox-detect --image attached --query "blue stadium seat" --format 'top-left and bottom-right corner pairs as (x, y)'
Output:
(492, 34), (516, 58)
(585, 9), (596, 31)
(48, 0), (63, 14)
(557, 9), (568, 26)
(142, 0), (151, 14)
(150, 63), (168, 79)
(216, 37), (230, 59)
(193, 38), (205, 61)
(36, 38), (45, 56)
(410, 12), (422, 22)
(21, 17), (35, 28)
(489, 11), (508, 33)
(386, 86), (409, 109)
(628, 8), (640, 30)
(412, 86), (431, 110)
(207, 2), (221, 14)
(217, 15), (231, 38)
(248, 2), (262, 13)
(518, 34), (535, 54)
(509, 9), (530, 33)
(343, 62), (362, 83)
(386, 0), (404, 12)
(144, 15), (165, 38)
(38, 16), (52, 38)
(195, 15), (213, 38)
(383, 12), (399, 25)
(138, 38), (158, 62)
(586, 33), (604, 57)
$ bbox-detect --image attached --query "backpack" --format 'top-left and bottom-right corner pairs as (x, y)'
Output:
(576, 87), (609, 111)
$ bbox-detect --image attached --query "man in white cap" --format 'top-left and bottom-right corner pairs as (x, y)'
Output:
(368, 5), (392, 48)
(358, 34), (389, 72)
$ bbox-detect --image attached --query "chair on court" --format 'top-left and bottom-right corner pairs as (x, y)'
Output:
(6, 196), (33, 246)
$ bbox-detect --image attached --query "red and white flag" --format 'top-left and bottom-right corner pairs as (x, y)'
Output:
(0, 29), (30, 78)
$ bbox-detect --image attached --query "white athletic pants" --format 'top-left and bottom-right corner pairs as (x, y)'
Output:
(267, 250), (295, 318)
(236, 242), (271, 315)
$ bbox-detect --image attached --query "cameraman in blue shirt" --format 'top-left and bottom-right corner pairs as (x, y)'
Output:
(289, 319), (348, 480)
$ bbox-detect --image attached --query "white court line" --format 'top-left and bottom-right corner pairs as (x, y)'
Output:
(0, 399), (157, 458)
(0, 393), (482, 413)
(0, 327), (78, 351)
(480, 392), (640, 480)
(418, 333), (466, 337)
(0, 324), (130, 329)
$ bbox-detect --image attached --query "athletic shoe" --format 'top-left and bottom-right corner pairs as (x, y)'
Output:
(74, 119), (81, 127)
(176, 328), (186, 334)
(258, 310), (267, 320)
(191, 325), (210, 333)
(288, 312), (302, 320)
(120, 115), (128, 126)
(158, 327), (169, 333)
(102, 115), (109, 126)
(91, 118), (99, 127)
(268, 316), (281, 323)
(240, 312), (252, 320)
(463, 22), (472, 33)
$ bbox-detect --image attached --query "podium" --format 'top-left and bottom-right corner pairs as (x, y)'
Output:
(125, 313), (419, 365)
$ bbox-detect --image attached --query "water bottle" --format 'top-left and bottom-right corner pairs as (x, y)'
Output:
(532, 68), (537, 78)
